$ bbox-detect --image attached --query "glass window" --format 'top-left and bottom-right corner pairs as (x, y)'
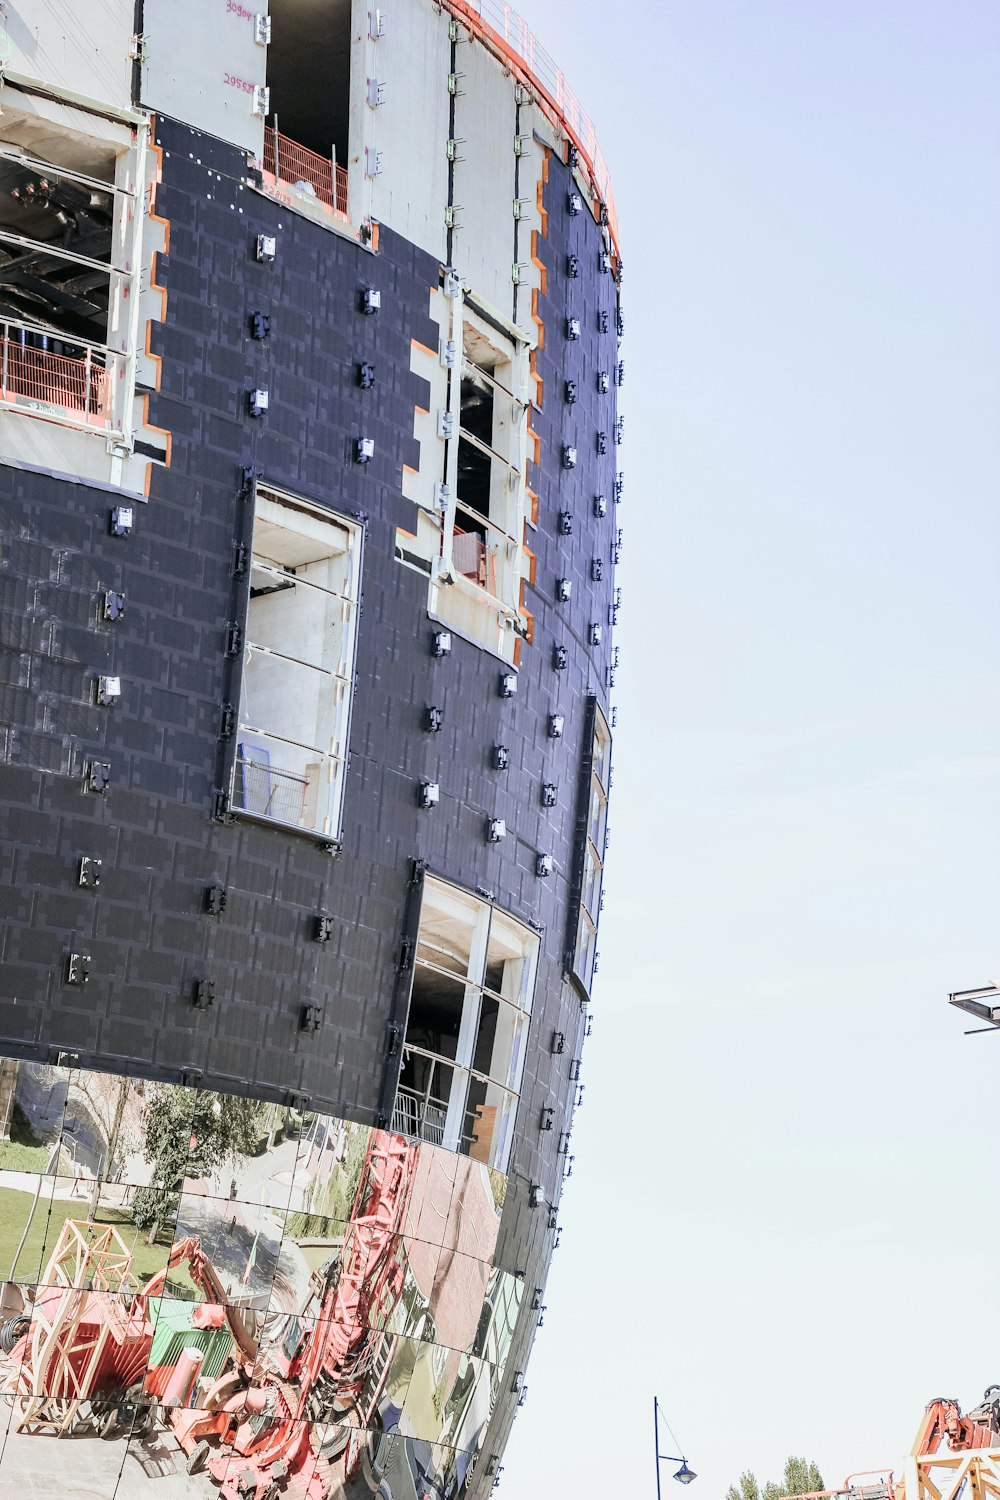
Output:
(393, 878), (538, 1172)
(573, 704), (611, 990)
(231, 486), (362, 840)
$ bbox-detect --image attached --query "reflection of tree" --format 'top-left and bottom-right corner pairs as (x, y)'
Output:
(75, 1073), (132, 1218)
(131, 1087), (267, 1243)
(0, 1059), (18, 1140)
(287, 1123), (369, 1237)
(727, 1457), (826, 1500)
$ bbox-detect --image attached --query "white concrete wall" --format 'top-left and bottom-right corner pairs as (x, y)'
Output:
(352, 0), (450, 262)
(348, 1), (558, 341)
(141, 0), (270, 156)
(2, 0), (135, 114)
(451, 34), (518, 319)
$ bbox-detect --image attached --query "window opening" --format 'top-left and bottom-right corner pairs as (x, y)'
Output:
(264, 0), (352, 216)
(392, 880), (537, 1172)
(231, 487), (362, 840)
(570, 703), (611, 992)
(427, 305), (529, 658)
(0, 131), (138, 435)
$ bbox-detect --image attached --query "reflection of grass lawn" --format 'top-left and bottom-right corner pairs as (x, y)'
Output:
(0, 1104), (52, 1174)
(0, 1141), (49, 1173)
(0, 1187), (177, 1287)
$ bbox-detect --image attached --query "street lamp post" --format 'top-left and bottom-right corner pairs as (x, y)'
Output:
(654, 1397), (698, 1498)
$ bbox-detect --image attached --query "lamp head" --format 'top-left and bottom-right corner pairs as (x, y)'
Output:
(674, 1463), (697, 1485)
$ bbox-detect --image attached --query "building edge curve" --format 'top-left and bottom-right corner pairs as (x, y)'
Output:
(0, 2), (624, 1496)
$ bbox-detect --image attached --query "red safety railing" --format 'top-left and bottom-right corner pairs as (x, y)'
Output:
(0, 330), (111, 427)
(263, 129), (348, 218)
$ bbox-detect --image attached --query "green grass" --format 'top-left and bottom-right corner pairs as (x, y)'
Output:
(0, 1103), (51, 1173)
(0, 1141), (50, 1173)
(0, 1186), (180, 1288)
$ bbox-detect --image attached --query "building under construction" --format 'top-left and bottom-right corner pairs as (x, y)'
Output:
(0, 1), (622, 1496)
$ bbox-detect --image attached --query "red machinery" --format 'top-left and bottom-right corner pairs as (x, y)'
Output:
(0, 1128), (420, 1499)
(910, 1394), (1000, 1456)
(175, 1131), (419, 1500)
(0, 1219), (256, 1439)
(780, 1390), (1000, 1500)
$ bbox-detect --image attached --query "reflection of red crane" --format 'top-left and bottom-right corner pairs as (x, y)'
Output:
(175, 1131), (419, 1500)
(293, 1132), (417, 1420)
(144, 1235), (258, 1367)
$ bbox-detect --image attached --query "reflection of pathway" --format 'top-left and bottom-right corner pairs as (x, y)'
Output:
(0, 1417), (217, 1499)
(173, 1196), (311, 1311)
(193, 1132), (302, 1209)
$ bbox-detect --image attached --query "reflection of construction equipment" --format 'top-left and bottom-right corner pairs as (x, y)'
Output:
(782, 1392), (1000, 1500)
(144, 1234), (257, 1367)
(3, 1218), (152, 1436)
(0, 1219), (250, 1440)
(175, 1132), (418, 1500)
(0, 1132), (423, 1496)
(295, 1132), (417, 1423)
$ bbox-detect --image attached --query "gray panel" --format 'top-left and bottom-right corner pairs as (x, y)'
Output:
(141, 0), (269, 155)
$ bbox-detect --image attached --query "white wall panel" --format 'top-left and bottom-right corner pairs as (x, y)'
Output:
(357, 0), (449, 264)
(451, 36), (517, 316)
(141, 0), (269, 155)
(1, 0), (135, 113)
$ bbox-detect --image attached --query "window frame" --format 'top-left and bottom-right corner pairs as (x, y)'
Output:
(427, 294), (532, 661)
(565, 697), (612, 994)
(223, 481), (364, 847)
(0, 132), (145, 443)
(392, 875), (538, 1172)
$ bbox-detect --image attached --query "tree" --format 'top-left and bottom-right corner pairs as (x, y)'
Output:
(130, 1085), (268, 1243)
(727, 1456), (825, 1500)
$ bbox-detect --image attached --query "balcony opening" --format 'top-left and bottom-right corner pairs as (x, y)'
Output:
(458, 373), (494, 521)
(395, 966), (463, 1149)
(232, 486), (362, 841)
(399, 294), (531, 661)
(392, 879), (538, 1172)
(444, 314), (524, 626)
(265, 0), (352, 216)
(0, 128), (125, 430)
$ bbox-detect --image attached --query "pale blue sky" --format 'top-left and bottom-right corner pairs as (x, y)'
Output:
(502, 4), (1000, 1496)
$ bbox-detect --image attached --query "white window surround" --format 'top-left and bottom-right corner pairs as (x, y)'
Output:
(231, 487), (362, 842)
(428, 295), (532, 661)
(0, 122), (146, 448)
(393, 878), (538, 1172)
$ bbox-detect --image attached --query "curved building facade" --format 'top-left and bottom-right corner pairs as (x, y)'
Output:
(0, 2), (622, 1496)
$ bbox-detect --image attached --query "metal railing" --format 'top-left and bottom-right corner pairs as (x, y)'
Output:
(233, 750), (309, 827)
(263, 129), (348, 217)
(443, 0), (620, 252)
(391, 1086), (447, 1147)
(0, 324), (112, 428)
